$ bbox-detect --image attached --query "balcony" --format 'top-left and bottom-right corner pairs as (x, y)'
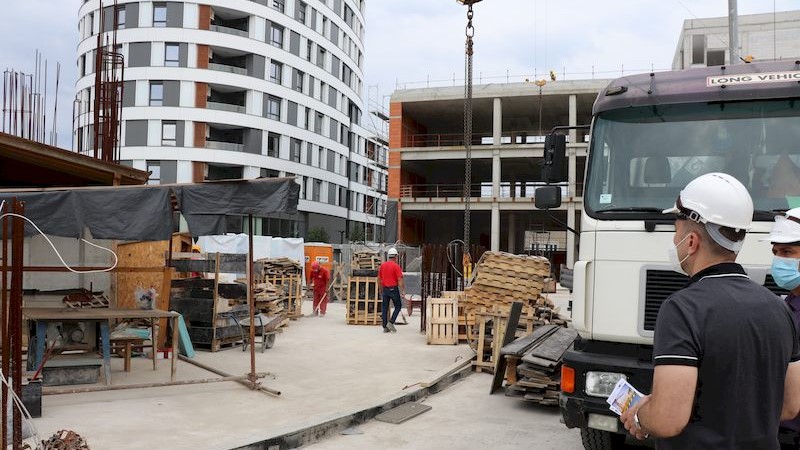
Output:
(207, 86), (247, 114)
(210, 24), (248, 38)
(207, 101), (246, 113)
(208, 62), (247, 76)
(406, 131), (590, 148)
(205, 140), (244, 152)
(399, 182), (583, 200)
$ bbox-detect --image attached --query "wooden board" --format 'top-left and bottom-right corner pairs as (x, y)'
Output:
(490, 302), (523, 394)
(524, 327), (578, 364)
(116, 233), (192, 310)
(500, 325), (558, 357)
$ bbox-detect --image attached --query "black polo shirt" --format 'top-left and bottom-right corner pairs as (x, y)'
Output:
(653, 262), (800, 450)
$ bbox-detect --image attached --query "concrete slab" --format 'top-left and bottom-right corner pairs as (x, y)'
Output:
(30, 301), (473, 450)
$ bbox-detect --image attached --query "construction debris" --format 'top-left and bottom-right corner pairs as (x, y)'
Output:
(41, 430), (90, 450)
(352, 251), (382, 271)
(255, 257), (303, 276)
(501, 325), (578, 406)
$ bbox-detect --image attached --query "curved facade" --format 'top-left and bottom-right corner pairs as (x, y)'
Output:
(74, 0), (387, 241)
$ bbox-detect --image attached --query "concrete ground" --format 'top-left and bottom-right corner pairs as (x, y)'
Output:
(26, 288), (600, 450)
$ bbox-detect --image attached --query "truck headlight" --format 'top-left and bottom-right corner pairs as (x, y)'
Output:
(585, 371), (626, 398)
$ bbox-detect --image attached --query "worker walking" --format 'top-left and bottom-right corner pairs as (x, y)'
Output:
(620, 173), (800, 448)
(763, 207), (800, 449)
(378, 248), (405, 333)
(310, 261), (330, 317)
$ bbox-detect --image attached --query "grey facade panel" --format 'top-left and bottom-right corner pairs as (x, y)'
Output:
(331, 55), (340, 78)
(328, 184), (336, 205)
(327, 149), (335, 172)
(310, 9), (317, 31)
(330, 23), (339, 46)
(164, 80), (180, 107)
(248, 54), (266, 79)
(290, 31), (301, 56)
(178, 43), (188, 67)
(244, 129), (263, 155)
(125, 120), (148, 146)
(103, 6), (113, 32)
(161, 160), (178, 184)
(328, 87), (337, 108)
(287, 101), (298, 126)
(334, 0), (342, 17)
(129, 42), (151, 67)
(306, 212), (346, 244)
(122, 81), (136, 107)
(175, 120), (185, 147)
(166, 2), (184, 27)
(265, 20), (271, 43)
(126, 3), (139, 29)
(329, 119), (338, 141)
(385, 201), (398, 243)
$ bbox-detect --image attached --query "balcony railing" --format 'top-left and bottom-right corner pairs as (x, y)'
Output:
(399, 182), (583, 199)
(210, 24), (249, 38)
(205, 140), (244, 152)
(207, 101), (246, 114)
(208, 62), (247, 76)
(407, 131), (590, 148)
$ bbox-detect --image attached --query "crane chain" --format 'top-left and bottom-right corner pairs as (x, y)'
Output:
(463, 4), (474, 266)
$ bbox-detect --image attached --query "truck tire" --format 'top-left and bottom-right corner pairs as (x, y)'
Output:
(580, 428), (626, 450)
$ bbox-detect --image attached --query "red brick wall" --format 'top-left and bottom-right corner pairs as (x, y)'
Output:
(198, 5), (211, 30)
(195, 82), (207, 108)
(196, 45), (209, 69)
(193, 122), (206, 148)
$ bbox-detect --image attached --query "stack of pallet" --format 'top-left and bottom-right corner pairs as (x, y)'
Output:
(501, 325), (578, 406)
(352, 251), (381, 270)
(253, 281), (284, 317)
(256, 257), (303, 275)
(254, 258), (304, 320)
(464, 251), (550, 315)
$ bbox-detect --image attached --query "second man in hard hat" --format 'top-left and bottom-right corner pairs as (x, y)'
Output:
(378, 248), (405, 333)
(621, 172), (800, 448)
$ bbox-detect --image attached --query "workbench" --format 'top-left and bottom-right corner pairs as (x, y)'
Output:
(23, 308), (180, 385)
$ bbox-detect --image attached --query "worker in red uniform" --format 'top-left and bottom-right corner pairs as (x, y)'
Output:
(378, 248), (405, 333)
(310, 261), (330, 316)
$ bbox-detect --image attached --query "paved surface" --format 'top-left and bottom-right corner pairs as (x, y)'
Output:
(27, 288), (612, 450)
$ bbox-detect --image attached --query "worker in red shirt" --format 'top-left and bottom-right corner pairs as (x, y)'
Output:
(378, 248), (405, 333)
(310, 261), (330, 316)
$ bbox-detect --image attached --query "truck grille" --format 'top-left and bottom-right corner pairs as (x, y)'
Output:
(643, 271), (790, 331)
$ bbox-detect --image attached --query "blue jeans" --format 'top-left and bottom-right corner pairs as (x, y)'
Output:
(381, 286), (402, 327)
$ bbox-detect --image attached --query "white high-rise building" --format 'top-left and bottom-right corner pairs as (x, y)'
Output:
(74, 0), (387, 242)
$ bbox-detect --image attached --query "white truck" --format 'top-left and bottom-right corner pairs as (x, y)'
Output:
(535, 60), (800, 449)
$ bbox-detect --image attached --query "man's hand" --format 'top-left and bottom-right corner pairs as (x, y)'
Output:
(621, 395), (651, 440)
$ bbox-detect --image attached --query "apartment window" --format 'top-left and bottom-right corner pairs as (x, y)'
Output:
(165, 43), (180, 67)
(293, 69), (305, 92)
(272, 0), (285, 13)
(317, 46), (326, 69)
(306, 40), (313, 62)
(116, 5), (126, 29)
(161, 121), (177, 146)
(267, 132), (281, 157)
(269, 60), (283, 84)
(692, 34), (706, 65)
(296, 1), (307, 23)
(149, 82), (164, 106)
(290, 139), (302, 163)
(153, 3), (167, 27)
(271, 25), (284, 48)
(313, 179), (321, 202)
(314, 112), (324, 134)
(317, 147), (324, 168)
(266, 95), (281, 121)
(147, 161), (161, 185)
(707, 49), (725, 66)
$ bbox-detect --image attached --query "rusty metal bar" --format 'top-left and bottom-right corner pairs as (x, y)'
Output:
(178, 355), (280, 396)
(11, 199), (24, 449)
(1, 202), (8, 450)
(42, 375), (263, 396)
(247, 214), (257, 390)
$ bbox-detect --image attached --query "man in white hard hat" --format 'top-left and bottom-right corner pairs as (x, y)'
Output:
(763, 208), (800, 447)
(378, 248), (405, 333)
(621, 173), (800, 449)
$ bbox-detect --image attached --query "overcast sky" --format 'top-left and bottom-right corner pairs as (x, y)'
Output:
(1, 0), (797, 148)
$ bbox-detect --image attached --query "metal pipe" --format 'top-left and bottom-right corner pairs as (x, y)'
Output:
(247, 214), (257, 389)
(178, 355), (280, 396)
(42, 375), (259, 395)
(729, 0), (739, 64)
(1, 202), (8, 450)
(11, 199), (24, 448)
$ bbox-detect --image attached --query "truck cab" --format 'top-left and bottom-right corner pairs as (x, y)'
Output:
(553, 61), (800, 449)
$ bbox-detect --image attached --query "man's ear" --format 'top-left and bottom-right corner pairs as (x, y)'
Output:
(687, 231), (701, 254)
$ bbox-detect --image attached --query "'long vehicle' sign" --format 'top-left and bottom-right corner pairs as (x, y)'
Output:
(707, 71), (800, 87)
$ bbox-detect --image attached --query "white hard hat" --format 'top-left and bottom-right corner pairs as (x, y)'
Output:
(663, 172), (753, 230)
(761, 208), (800, 244)
(387, 248), (398, 257)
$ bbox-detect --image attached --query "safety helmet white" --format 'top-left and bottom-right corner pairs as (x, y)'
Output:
(387, 248), (398, 257)
(663, 172), (753, 231)
(761, 207), (800, 244)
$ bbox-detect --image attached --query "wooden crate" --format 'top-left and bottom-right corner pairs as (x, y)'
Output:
(346, 277), (381, 325)
(426, 298), (458, 345)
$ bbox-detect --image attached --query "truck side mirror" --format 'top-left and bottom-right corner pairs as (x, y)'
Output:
(543, 133), (567, 183)
(535, 185), (562, 209)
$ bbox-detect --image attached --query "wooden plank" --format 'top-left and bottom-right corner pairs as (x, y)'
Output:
(500, 325), (558, 356)
(490, 301), (523, 394)
(526, 327), (578, 363)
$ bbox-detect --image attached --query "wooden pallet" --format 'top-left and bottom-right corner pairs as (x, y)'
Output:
(426, 298), (458, 345)
(258, 274), (304, 320)
(470, 307), (537, 374)
(346, 277), (382, 325)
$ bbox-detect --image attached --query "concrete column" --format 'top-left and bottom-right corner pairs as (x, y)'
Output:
(508, 213), (516, 253)
(491, 98), (502, 251)
(566, 94), (578, 268)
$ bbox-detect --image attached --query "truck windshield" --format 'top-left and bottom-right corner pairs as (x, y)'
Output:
(585, 99), (800, 219)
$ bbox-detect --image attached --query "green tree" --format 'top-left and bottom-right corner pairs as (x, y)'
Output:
(349, 224), (365, 242)
(306, 226), (329, 243)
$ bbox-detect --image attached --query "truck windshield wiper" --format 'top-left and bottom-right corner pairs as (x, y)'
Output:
(596, 207), (666, 213)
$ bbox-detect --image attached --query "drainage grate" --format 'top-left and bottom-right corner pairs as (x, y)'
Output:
(374, 402), (432, 424)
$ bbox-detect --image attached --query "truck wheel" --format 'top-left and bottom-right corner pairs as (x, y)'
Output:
(580, 428), (626, 450)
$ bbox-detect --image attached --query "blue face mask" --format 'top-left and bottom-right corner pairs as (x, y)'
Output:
(771, 256), (800, 291)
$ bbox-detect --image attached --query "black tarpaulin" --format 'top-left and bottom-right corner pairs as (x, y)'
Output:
(0, 178), (299, 241)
